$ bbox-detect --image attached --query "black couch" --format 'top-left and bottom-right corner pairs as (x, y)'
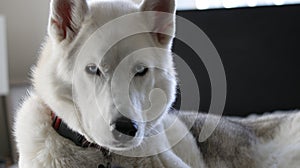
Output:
(173, 5), (300, 116)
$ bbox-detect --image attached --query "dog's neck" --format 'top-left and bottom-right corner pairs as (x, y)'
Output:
(51, 111), (110, 155)
(51, 112), (113, 167)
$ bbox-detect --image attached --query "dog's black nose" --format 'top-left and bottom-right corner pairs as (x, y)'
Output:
(112, 117), (138, 141)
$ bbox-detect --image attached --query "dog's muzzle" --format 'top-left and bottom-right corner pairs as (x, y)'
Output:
(112, 117), (138, 142)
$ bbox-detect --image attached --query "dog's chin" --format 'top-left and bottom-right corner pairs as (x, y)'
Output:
(107, 137), (143, 151)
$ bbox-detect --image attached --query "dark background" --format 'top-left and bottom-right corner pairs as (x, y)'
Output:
(173, 5), (300, 116)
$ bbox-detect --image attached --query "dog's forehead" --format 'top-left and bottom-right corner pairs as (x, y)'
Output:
(89, 1), (139, 26)
(98, 33), (158, 70)
(86, 1), (152, 64)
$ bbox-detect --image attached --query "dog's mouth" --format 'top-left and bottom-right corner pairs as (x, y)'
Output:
(100, 134), (143, 151)
(104, 122), (164, 151)
(85, 131), (143, 152)
(88, 117), (145, 151)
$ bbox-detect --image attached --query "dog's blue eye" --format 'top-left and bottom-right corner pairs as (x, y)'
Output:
(86, 64), (101, 76)
(135, 65), (148, 77)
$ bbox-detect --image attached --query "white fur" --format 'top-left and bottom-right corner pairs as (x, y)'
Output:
(15, 0), (203, 167)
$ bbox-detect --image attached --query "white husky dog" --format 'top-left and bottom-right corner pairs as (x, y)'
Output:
(15, 0), (300, 167)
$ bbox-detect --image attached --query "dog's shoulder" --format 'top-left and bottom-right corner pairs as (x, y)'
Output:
(15, 92), (52, 167)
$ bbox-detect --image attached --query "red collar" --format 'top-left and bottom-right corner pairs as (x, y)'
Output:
(51, 112), (62, 130)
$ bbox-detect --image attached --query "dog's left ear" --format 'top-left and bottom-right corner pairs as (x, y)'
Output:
(140, 0), (176, 46)
(48, 0), (88, 43)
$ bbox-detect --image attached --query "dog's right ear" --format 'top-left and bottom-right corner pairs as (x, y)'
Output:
(140, 0), (176, 46)
(48, 0), (88, 43)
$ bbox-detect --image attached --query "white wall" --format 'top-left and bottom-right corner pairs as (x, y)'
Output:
(0, 0), (49, 84)
(0, 16), (9, 95)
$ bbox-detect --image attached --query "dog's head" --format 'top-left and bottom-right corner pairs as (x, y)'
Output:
(35, 0), (176, 151)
